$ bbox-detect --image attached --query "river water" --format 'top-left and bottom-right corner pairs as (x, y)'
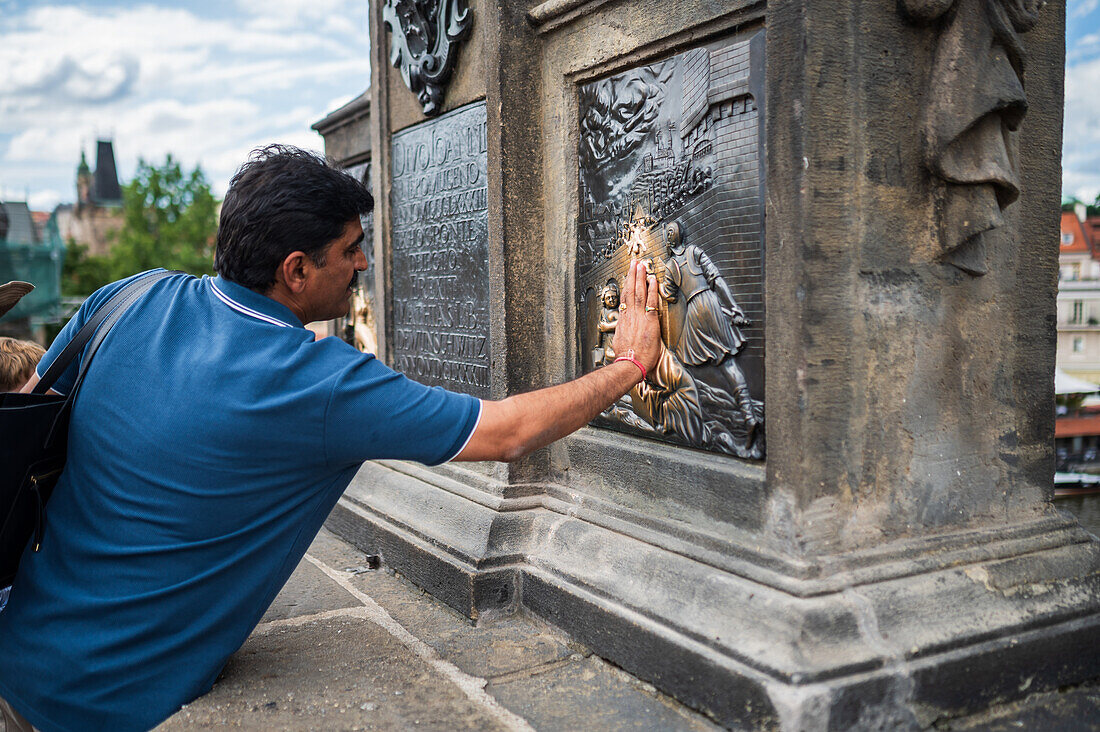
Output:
(1055, 495), (1100, 538)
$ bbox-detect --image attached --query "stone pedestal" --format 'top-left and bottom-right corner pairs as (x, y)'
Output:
(328, 0), (1100, 728)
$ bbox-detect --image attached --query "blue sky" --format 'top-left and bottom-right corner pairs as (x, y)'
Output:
(0, 1), (1098, 209)
(1066, 0), (1100, 203)
(0, 0), (370, 209)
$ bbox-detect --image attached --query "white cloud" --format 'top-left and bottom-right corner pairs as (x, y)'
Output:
(0, 2), (370, 206)
(3, 53), (139, 106)
(5, 126), (86, 165)
(188, 57), (368, 95)
(28, 189), (64, 211)
(323, 91), (363, 116)
(1069, 33), (1100, 66)
(1072, 0), (1100, 19)
(235, 0), (366, 30)
(0, 4), (363, 119)
(1063, 56), (1100, 201)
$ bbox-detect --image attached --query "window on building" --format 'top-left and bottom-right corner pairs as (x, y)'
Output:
(1074, 336), (1085, 353)
(1073, 301), (1085, 324)
(1063, 232), (1075, 246)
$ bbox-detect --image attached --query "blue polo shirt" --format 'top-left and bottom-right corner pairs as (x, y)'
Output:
(0, 271), (480, 731)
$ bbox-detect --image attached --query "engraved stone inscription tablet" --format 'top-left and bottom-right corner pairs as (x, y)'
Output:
(577, 32), (765, 459)
(392, 101), (490, 397)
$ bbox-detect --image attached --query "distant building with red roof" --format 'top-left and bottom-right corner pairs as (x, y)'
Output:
(1058, 207), (1100, 381)
(1059, 208), (1094, 277)
(1084, 215), (1100, 249)
(30, 210), (50, 237)
(1057, 205), (1100, 463)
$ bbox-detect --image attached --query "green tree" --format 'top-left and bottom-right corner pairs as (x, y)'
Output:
(62, 155), (218, 296)
(110, 155), (217, 280)
(1063, 196), (1100, 217)
(61, 239), (112, 298)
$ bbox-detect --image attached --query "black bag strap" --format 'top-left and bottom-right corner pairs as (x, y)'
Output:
(33, 270), (179, 449)
(36, 269), (180, 449)
(33, 270), (178, 395)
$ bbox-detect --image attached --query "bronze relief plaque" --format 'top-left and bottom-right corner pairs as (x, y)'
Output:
(392, 101), (490, 397)
(577, 32), (765, 459)
(341, 162), (377, 354)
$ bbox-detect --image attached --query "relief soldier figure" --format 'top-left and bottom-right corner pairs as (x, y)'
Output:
(658, 221), (756, 436)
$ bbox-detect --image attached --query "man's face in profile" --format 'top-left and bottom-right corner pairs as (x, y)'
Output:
(303, 219), (367, 323)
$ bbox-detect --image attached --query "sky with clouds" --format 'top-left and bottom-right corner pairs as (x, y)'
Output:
(0, 0), (370, 210)
(0, 1), (1098, 210)
(1066, 0), (1100, 204)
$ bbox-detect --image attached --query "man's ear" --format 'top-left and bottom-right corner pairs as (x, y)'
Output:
(276, 251), (310, 294)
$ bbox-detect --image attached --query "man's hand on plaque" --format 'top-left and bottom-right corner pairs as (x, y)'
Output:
(611, 259), (663, 379)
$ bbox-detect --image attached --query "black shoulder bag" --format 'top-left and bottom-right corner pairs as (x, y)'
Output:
(0, 270), (176, 585)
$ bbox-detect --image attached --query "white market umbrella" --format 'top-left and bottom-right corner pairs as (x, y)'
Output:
(1055, 368), (1100, 395)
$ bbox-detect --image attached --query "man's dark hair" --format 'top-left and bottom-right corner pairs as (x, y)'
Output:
(214, 145), (373, 291)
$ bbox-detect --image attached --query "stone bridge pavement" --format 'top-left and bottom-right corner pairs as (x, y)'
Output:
(157, 528), (1100, 731)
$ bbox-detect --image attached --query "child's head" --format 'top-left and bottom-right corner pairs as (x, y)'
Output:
(0, 337), (46, 392)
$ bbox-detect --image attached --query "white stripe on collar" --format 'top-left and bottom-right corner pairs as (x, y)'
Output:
(210, 281), (292, 328)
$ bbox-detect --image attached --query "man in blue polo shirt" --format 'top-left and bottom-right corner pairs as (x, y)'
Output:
(0, 145), (662, 731)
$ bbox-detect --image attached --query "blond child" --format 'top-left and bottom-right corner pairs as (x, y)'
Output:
(0, 337), (46, 392)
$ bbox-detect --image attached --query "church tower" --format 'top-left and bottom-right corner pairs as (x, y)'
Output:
(76, 151), (92, 209)
(68, 141), (124, 256)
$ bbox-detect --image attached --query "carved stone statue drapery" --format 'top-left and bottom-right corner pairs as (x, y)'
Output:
(383, 0), (472, 116)
(901, 0), (1044, 275)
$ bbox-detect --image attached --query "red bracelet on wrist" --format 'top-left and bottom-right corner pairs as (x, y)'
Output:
(614, 350), (647, 382)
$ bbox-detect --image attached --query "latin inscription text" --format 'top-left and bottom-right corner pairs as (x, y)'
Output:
(391, 102), (491, 396)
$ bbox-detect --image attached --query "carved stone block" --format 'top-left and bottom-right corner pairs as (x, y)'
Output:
(576, 32), (766, 459)
(383, 0), (472, 116)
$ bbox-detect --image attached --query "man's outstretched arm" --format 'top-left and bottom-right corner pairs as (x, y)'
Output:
(454, 260), (662, 463)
